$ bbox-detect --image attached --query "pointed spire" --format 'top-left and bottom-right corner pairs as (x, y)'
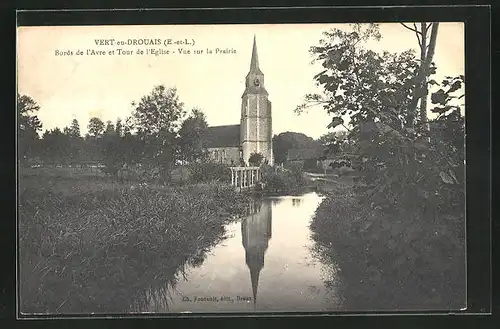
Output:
(250, 265), (260, 309)
(249, 35), (263, 75)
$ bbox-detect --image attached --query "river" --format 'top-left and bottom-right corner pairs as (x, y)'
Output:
(136, 191), (342, 313)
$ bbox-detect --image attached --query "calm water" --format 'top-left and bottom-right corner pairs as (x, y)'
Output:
(137, 192), (342, 313)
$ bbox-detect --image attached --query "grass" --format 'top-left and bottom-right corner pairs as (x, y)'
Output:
(19, 168), (251, 314)
(309, 182), (466, 311)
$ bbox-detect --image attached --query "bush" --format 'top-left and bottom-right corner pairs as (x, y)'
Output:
(310, 187), (465, 310)
(260, 164), (307, 195)
(303, 158), (323, 173)
(188, 162), (232, 184)
(337, 165), (355, 176)
(248, 152), (264, 166)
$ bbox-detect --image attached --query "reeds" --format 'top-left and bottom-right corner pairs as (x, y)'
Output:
(19, 177), (250, 314)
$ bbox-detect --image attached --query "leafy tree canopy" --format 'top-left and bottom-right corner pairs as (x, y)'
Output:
(272, 131), (321, 164)
(301, 23), (464, 211)
(131, 85), (186, 136)
(130, 85), (186, 180)
(178, 108), (209, 163)
(88, 117), (105, 138)
(18, 94), (43, 162)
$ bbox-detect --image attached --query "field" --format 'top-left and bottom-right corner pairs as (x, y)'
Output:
(18, 166), (251, 314)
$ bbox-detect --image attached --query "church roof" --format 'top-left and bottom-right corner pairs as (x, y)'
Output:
(242, 35), (268, 97)
(203, 124), (241, 148)
(248, 35), (263, 76)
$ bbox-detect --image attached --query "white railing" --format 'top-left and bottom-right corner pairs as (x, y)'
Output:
(230, 166), (261, 190)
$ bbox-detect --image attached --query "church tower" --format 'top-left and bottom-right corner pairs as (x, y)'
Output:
(241, 199), (272, 309)
(240, 35), (273, 166)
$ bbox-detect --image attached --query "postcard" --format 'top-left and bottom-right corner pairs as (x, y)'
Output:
(17, 21), (466, 316)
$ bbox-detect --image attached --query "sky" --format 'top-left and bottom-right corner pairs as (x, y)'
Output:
(17, 23), (464, 139)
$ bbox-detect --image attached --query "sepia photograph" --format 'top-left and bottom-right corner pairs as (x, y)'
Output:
(17, 21), (466, 315)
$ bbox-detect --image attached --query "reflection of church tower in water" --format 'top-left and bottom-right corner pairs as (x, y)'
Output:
(241, 199), (272, 309)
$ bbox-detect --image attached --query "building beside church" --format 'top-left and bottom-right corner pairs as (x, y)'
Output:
(204, 36), (273, 166)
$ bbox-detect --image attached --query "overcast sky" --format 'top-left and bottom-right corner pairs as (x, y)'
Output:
(17, 23), (464, 139)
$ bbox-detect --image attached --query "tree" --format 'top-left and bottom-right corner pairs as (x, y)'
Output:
(104, 120), (115, 135)
(39, 128), (71, 165)
(400, 22), (440, 132)
(57, 121), (83, 165)
(101, 127), (123, 176)
(88, 117), (105, 138)
(302, 24), (465, 310)
(85, 117), (105, 166)
(178, 108), (209, 163)
(68, 119), (85, 164)
(317, 131), (351, 156)
(131, 85), (186, 181)
(301, 23), (464, 212)
(121, 127), (142, 168)
(115, 118), (122, 137)
(131, 85), (185, 136)
(119, 116), (142, 168)
(18, 94), (42, 164)
(298, 23), (419, 130)
(69, 119), (81, 138)
(248, 152), (264, 166)
(272, 131), (321, 165)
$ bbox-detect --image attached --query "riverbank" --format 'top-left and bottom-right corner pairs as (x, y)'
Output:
(19, 173), (252, 313)
(309, 181), (465, 310)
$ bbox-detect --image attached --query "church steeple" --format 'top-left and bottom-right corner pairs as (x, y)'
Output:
(241, 201), (273, 311)
(243, 35), (267, 96)
(240, 34), (273, 166)
(249, 35), (263, 75)
(250, 265), (261, 309)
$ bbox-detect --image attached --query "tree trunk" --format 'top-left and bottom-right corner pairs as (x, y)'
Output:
(419, 23), (429, 129)
(406, 22), (439, 130)
(422, 22), (439, 133)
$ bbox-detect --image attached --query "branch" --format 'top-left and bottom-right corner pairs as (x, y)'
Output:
(416, 31), (422, 49)
(404, 23), (421, 49)
(341, 123), (352, 132)
(425, 22), (433, 33)
(401, 23), (422, 35)
(295, 100), (329, 115)
(302, 100), (330, 107)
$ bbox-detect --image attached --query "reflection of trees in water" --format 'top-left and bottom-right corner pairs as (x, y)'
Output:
(132, 197), (272, 313)
(129, 221), (235, 313)
(188, 248), (210, 268)
(308, 238), (346, 308)
(130, 274), (178, 313)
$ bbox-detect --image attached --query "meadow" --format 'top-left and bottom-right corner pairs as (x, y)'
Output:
(18, 166), (251, 314)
